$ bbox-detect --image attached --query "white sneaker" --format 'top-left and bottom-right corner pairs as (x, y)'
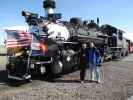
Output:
(97, 80), (101, 84)
(81, 81), (84, 84)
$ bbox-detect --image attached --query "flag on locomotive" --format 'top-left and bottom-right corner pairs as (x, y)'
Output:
(6, 29), (48, 55)
(5, 29), (48, 80)
(5, 30), (31, 48)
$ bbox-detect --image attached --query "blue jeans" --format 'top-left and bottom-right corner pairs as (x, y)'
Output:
(89, 63), (101, 82)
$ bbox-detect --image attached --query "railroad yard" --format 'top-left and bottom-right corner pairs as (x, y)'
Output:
(1, 0), (133, 100)
(0, 54), (132, 100)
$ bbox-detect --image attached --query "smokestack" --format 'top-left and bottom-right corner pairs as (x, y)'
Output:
(43, 0), (56, 17)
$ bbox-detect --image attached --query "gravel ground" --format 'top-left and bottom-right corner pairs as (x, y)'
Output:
(0, 54), (133, 100)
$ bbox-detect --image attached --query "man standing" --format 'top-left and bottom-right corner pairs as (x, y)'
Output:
(88, 42), (101, 83)
(79, 43), (88, 83)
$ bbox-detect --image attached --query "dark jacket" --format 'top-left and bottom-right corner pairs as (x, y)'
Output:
(87, 47), (100, 65)
(79, 48), (88, 68)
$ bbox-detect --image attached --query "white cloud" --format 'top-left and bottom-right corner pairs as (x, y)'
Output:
(4, 26), (28, 31)
(124, 33), (133, 42)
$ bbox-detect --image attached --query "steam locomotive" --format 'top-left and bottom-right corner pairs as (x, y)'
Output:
(6, 0), (132, 80)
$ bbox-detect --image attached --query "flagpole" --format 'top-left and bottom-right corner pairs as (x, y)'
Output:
(26, 18), (42, 79)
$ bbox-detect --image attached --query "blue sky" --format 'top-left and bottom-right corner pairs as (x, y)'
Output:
(0, 0), (133, 44)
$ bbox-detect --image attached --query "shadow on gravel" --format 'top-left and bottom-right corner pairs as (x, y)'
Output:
(31, 74), (63, 82)
(0, 73), (63, 87)
(0, 70), (31, 87)
(0, 67), (79, 86)
(52, 79), (94, 83)
(52, 79), (80, 83)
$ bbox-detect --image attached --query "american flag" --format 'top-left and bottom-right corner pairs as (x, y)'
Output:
(5, 30), (32, 48)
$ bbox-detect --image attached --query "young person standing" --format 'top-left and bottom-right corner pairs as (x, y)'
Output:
(79, 43), (88, 83)
(88, 42), (101, 83)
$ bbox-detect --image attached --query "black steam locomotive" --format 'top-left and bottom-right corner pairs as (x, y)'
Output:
(6, 0), (129, 80)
